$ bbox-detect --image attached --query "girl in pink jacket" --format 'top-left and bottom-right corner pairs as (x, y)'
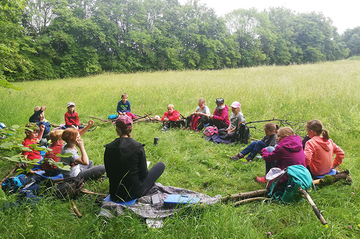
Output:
(304, 120), (345, 176)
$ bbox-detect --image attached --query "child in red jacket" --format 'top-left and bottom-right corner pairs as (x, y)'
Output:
(22, 123), (45, 174)
(161, 104), (184, 131)
(65, 102), (80, 129)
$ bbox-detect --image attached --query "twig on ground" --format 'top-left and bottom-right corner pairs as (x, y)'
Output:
(71, 200), (82, 218)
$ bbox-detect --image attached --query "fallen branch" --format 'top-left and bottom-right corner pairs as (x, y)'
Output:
(313, 170), (352, 186)
(299, 188), (327, 225)
(71, 200), (82, 218)
(81, 188), (107, 197)
(234, 197), (269, 206)
(89, 116), (111, 122)
(220, 189), (269, 203)
(0, 165), (19, 189)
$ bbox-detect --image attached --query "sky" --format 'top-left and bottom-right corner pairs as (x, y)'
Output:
(178, 0), (360, 34)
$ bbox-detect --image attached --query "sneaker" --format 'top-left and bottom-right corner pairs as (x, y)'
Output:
(241, 159), (252, 164)
(161, 126), (168, 132)
(230, 153), (244, 161)
(256, 176), (267, 183)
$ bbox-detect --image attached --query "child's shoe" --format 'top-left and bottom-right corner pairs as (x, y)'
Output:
(230, 153), (244, 161)
(241, 157), (253, 164)
(256, 176), (267, 183)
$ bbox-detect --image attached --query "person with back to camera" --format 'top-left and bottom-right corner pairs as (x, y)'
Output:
(207, 98), (230, 130)
(256, 127), (306, 183)
(104, 115), (165, 202)
(230, 122), (278, 163)
(304, 119), (344, 177)
(59, 120), (105, 180)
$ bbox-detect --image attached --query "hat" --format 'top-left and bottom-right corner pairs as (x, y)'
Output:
(67, 102), (75, 107)
(215, 98), (224, 104)
(115, 115), (133, 126)
(230, 101), (241, 109)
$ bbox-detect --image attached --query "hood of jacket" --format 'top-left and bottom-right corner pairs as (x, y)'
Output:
(309, 136), (331, 152)
(280, 135), (303, 152)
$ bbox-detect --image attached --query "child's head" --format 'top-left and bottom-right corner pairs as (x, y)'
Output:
(264, 122), (279, 136)
(167, 104), (175, 114)
(215, 98), (224, 107)
(49, 130), (64, 144)
(121, 93), (128, 103)
(34, 106), (41, 112)
(198, 98), (206, 109)
(230, 101), (241, 114)
(115, 115), (133, 137)
(277, 127), (294, 142)
(25, 123), (40, 139)
(67, 102), (76, 113)
(62, 128), (79, 144)
(306, 119), (329, 140)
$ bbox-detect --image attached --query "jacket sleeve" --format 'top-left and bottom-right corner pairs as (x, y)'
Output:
(168, 110), (180, 121)
(117, 101), (121, 113)
(65, 112), (71, 126)
(161, 111), (169, 121)
(75, 112), (79, 126)
(213, 107), (229, 121)
(304, 141), (314, 167)
(331, 140), (345, 168)
(261, 146), (282, 163)
(29, 110), (42, 123)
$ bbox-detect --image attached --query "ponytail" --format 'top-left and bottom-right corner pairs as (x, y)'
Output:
(322, 129), (330, 140)
(307, 119), (330, 140)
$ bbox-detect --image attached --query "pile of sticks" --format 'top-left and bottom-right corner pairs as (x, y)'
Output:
(89, 112), (161, 124)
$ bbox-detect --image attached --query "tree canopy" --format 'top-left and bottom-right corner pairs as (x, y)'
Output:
(0, 0), (356, 82)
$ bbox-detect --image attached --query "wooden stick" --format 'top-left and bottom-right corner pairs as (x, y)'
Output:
(312, 170), (351, 186)
(81, 188), (107, 197)
(220, 189), (269, 203)
(89, 116), (111, 122)
(0, 166), (19, 189)
(234, 197), (269, 206)
(299, 188), (327, 225)
(71, 200), (82, 218)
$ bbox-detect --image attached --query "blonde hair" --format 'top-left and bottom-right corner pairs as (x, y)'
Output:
(49, 130), (63, 142)
(167, 104), (174, 109)
(198, 98), (206, 104)
(34, 106), (41, 112)
(278, 127), (294, 137)
(306, 119), (329, 140)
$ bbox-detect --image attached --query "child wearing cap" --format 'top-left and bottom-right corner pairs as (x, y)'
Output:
(65, 102), (80, 129)
(208, 98), (230, 129)
(226, 101), (245, 137)
(29, 105), (51, 141)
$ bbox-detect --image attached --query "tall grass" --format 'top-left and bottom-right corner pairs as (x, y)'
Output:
(0, 60), (360, 238)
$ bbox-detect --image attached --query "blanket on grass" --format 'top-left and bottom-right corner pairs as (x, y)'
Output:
(99, 183), (221, 219)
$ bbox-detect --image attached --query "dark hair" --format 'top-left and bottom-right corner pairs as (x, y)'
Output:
(264, 122), (279, 133)
(115, 119), (132, 137)
(25, 123), (39, 133)
(306, 120), (329, 140)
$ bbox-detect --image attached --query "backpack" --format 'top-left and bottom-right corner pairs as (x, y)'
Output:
(203, 126), (218, 137)
(231, 123), (250, 144)
(44, 176), (84, 200)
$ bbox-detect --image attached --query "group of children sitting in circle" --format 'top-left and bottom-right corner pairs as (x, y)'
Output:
(19, 93), (345, 202)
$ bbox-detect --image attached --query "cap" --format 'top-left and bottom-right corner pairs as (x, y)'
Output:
(115, 115), (133, 126)
(215, 98), (224, 104)
(67, 102), (75, 107)
(230, 101), (241, 109)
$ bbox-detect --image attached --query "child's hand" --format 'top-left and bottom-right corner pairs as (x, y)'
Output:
(76, 137), (84, 147)
(210, 115), (214, 120)
(164, 117), (169, 122)
(40, 125), (45, 131)
(88, 120), (94, 127)
(41, 104), (46, 111)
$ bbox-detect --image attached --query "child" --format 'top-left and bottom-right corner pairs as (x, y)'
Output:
(257, 127), (306, 183)
(59, 120), (105, 180)
(208, 98), (230, 129)
(184, 98), (211, 131)
(224, 101), (245, 139)
(65, 102), (80, 129)
(304, 119), (344, 177)
(161, 104), (183, 131)
(117, 93), (137, 119)
(230, 122), (278, 162)
(29, 105), (51, 141)
(22, 123), (45, 174)
(42, 130), (64, 176)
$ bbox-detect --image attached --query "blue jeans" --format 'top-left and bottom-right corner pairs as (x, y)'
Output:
(240, 141), (267, 160)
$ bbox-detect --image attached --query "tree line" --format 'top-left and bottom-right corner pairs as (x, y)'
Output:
(1, 0), (360, 82)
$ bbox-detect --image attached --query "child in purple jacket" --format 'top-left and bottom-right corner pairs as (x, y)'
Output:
(256, 127), (306, 183)
(208, 98), (230, 129)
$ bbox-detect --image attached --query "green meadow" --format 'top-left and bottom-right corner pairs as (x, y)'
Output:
(0, 60), (360, 238)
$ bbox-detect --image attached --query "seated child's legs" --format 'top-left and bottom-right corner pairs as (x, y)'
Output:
(197, 115), (208, 131)
(240, 141), (258, 156)
(242, 141), (267, 160)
